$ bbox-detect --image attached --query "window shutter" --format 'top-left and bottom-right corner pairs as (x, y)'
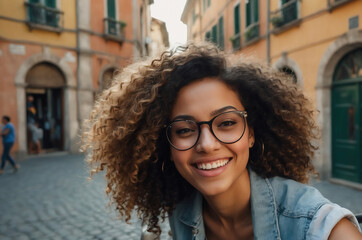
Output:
(212, 25), (217, 44)
(45, 0), (56, 8)
(234, 4), (240, 34)
(246, 0), (251, 26)
(107, 0), (116, 19)
(254, 0), (259, 22)
(218, 17), (224, 49)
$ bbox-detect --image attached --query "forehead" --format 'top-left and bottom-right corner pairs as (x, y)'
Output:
(171, 77), (243, 118)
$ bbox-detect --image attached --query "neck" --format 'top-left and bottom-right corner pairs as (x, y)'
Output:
(203, 170), (252, 228)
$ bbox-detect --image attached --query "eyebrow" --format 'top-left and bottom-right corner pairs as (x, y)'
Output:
(172, 106), (237, 122)
(210, 106), (237, 116)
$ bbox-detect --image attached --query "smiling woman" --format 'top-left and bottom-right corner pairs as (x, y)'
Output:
(82, 42), (362, 239)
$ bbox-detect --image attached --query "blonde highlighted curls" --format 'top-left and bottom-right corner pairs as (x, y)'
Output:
(82, 42), (319, 236)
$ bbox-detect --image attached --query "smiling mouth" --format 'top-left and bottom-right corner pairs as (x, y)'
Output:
(195, 158), (231, 170)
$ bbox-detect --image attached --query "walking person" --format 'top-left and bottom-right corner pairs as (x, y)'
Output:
(0, 116), (19, 174)
(82, 43), (361, 239)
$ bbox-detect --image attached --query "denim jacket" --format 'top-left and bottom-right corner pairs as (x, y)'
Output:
(169, 169), (360, 240)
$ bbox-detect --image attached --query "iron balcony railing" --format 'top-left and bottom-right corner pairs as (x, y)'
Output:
(270, 0), (299, 30)
(230, 33), (241, 51)
(328, 0), (354, 9)
(103, 18), (126, 40)
(25, 2), (63, 29)
(244, 22), (260, 43)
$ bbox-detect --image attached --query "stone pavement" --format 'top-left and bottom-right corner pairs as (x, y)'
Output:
(0, 154), (170, 240)
(0, 154), (361, 240)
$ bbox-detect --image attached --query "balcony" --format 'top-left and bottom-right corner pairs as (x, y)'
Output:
(270, 0), (300, 33)
(230, 33), (241, 52)
(103, 18), (126, 43)
(25, 2), (63, 32)
(244, 22), (260, 43)
(328, 0), (355, 11)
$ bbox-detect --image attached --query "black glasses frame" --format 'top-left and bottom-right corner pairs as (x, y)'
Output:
(165, 110), (248, 151)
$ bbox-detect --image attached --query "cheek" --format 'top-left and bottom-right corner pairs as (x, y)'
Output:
(170, 149), (192, 172)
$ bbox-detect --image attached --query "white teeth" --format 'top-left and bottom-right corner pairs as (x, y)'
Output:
(196, 159), (230, 170)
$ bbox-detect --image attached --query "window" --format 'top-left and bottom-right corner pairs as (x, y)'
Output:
(271, 0), (298, 29)
(211, 25), (217, 44)
(107, 0), (117, 34)
(104, 0), (126, 38)
(231, 4), (241, 51)
(206, 16), (224, 49)
(203, 0), (211, 12)
(280, 66), (297, 83)
(234, 4), (240, 35)
(245, 0), (259, 42)
(205, 31), (211, 41)
(26, 0), (62, 28)
(218, 17), (224, 49)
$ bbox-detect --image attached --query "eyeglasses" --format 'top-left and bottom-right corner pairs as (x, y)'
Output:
(165, 110), (248, 151)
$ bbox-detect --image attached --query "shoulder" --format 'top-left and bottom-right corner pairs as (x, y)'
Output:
(266, 176), (361, 239)
(268, 176), (330, 218)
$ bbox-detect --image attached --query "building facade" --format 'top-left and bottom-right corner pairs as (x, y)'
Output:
(181, 0), (362, 184)
(149, 17), (169, 57)
(0, 0), (153, 158)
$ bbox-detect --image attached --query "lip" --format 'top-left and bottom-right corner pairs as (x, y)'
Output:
(192, 157), (232, 177)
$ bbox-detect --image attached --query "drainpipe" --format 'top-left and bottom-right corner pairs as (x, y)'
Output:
(266, 0), (271, 65)
(75, 0), (81, 131)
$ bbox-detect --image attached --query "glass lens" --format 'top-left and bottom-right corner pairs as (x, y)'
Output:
(167, 120), (198, 150)
(212, 112), (245, 143)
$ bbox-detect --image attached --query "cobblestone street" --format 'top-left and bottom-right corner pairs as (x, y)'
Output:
(0, 154), (170, 240)
(0, 154), (361, 240)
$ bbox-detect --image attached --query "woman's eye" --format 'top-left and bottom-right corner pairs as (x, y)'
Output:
(219, 120), (236, 127)
(175, 128), (195, 136)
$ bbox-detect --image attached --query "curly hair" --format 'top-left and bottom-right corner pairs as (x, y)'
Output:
(82, 42), (319, 235)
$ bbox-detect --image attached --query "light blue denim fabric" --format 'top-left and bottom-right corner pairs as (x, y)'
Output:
(168, 169), (360, 240)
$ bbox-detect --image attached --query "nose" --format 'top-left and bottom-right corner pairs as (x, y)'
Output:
(195, 125), (220, 152)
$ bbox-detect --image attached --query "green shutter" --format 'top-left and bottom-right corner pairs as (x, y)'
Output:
(246, 0), (251, 26)
(212, 25), (217, 43)
(218, 17), (224, 49)
(208, 0), (211, 7)
(205, 31), (211, 41)
(107, 0), (116, 19)
(234, 4), (240, 34)
(45, 0), (56, 8)
(254, 0), (259, 22)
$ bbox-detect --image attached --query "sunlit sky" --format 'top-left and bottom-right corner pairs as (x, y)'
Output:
(150, 0), (187, 48)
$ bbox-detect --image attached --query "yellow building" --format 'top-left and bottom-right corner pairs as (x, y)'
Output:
(0, 0), (153, 158)
(182, 0), (362, 185)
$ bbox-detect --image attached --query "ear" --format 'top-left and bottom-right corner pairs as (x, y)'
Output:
(248, 127), (255, 148)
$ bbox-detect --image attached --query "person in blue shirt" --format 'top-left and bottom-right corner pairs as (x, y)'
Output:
(82, 43), (361, 239)
(1, 116), (19, 174)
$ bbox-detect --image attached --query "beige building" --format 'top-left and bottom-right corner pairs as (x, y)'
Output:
(182, 0), (362, 185)
(149, 17), (169, 57)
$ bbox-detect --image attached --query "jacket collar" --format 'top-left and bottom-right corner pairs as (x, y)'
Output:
(249, 169), (281, 240)
(177, 169), (281, 239)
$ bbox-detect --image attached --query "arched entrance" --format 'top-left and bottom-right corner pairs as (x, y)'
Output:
(25, 62), (64, 153)
(331, 48), (362, 183)
(280, 66), (297, 83)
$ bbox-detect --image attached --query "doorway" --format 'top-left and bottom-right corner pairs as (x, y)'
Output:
(25, 62), (65, 153)
(331, 48), (362, 183)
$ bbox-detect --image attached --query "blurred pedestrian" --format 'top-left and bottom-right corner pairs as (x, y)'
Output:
(27, 95), (37, 152)
(0, 116), (19, 174)
(31, 121), (43, 154)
